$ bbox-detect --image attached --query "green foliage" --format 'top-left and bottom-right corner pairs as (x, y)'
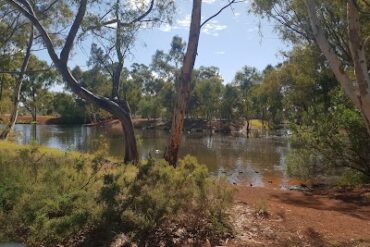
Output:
(52, 93), (87, 124)
(192, 66), (223, 120)
(0, 143), (234, 246)
(113, 156), (232, 245)
(286, 149), (324, 180)
(336, 170), (370, 187)
(0, 143), (104, 246)
(287, 90), (370, 180)
(138, 97), (161, 120)
(221, 84), (242, 121)
(20, 55), (59, 119)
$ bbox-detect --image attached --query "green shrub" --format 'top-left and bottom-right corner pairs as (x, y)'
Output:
(97, 155), (234, 246)
(287, 90), (370, 181)
(336, 170), (370, 187)
(0, 143), (104, 246)
(286, 149), (325, 180)
(0, 142), (234, 246)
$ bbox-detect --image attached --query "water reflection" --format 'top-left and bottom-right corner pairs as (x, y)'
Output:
(9, 124), (290, 187)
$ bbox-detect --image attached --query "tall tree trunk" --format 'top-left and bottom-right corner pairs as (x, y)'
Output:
(164, 0), (202, 166)
(346, 0), (370, 133)
(31, 87), (36, 122)
(305, 0), (370, 133)
(0, 25), (33, 140)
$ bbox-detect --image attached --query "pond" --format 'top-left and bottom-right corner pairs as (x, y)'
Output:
(10, 124), (291, 187)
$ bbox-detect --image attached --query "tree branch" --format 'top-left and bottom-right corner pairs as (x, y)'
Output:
(6, 0), (60, 63)
(201, 0), (245, 28)
(92, 0), (155, 30)
(60, 0), (88, 64)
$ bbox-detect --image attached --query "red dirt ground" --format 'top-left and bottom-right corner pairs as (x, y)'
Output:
(227, 185), (370, 247)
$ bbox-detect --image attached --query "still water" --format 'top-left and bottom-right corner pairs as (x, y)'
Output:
(11, 124), (290, 187)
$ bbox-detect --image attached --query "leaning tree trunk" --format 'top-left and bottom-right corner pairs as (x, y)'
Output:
(7, 0), (139, 163)
(117, 101), (139, 164)
(0, 26), (33, 140)
(61, 66), (139, 163)
(164, 0), (202, 166)
(305, 0), (370, 134)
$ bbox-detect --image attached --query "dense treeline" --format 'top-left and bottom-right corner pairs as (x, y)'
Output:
(2, 33), (370, 179)
(0, 36), (273, 126)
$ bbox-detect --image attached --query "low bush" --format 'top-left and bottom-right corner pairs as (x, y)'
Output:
(0, 141), (234, 246)
(336, 170), (370, 187)
(0, 142), (105, 246)
(286, 90), (370, 182)
(100, 155), (234, 246)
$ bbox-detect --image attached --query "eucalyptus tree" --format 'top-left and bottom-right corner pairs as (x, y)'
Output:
(0, 0), (70, 139)
(149, 36), (186, 119)
(4, 0), (174, 163)
(21, 55), (57, 122)
(164, 0), (243, 166)
(221, 84), (241, 121)
(71, 66), (112, 122)
(233, 65), (260, 137)
(0, 4), (33, 139)
(251, 0), (370, 134)
(84, 0), (174, 162)
(151, 35), (186, 83)
(193, 66), (223, 121)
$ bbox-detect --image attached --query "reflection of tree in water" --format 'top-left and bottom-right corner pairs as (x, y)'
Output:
(206, 135), (213, 149)
(11, 125), (290, 186)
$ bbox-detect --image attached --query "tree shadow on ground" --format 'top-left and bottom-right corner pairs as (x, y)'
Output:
(270, 186), (370, 221)
(276, 227), (369, 247)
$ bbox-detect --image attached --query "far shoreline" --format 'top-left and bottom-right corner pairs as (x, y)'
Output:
(1, 115), (280, 137)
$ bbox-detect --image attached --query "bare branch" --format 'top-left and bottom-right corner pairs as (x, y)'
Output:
(39, 0), (59, 13)
(201, 0), (245, 28)
(91, 0), (155, 30)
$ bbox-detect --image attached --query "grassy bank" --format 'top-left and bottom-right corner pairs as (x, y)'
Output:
(0, 141), (233, 246)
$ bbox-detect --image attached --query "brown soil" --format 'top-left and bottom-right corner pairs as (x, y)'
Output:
(0, 114), (63, 124)
(227, 185), (370, 247)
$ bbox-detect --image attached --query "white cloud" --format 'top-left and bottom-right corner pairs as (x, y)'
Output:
(159, 24), (172, 32)
(176, 15), (191, 28)
(159, 15), (227, 36)
(202, 20), (227, 36)
(203, 0), (217, 4)
(215, 51), (225, 55)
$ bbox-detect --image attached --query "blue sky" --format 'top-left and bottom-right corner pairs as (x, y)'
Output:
(38, 0), (288, 86)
